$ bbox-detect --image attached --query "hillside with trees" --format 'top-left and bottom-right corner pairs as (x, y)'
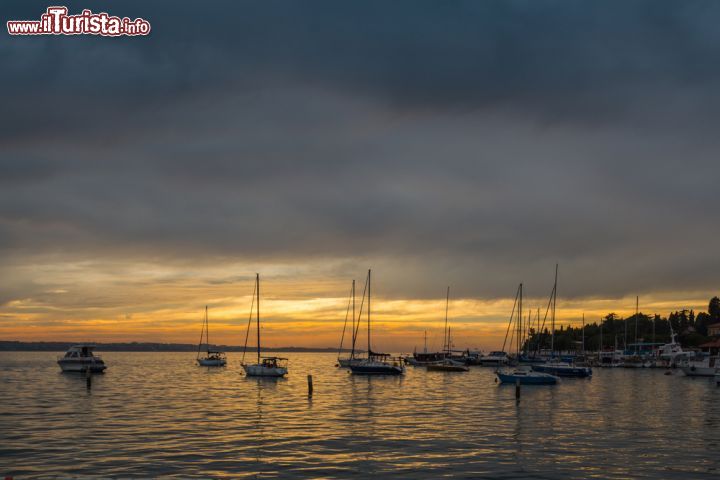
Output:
(524, 296), (720, 352)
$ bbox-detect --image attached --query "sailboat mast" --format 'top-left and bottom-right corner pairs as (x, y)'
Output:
(582, 313), (585, 355)
(624, 315), (628, 352)
(551, 264), (557, 356)
(205, 305), (209, 352)
(536, 308), (540, 356)
(367, 269), (371, 355)
(634, 296), (639, 354)
(518, 283), (523, 357)
(444, 286), (450, 352)
(351, 279), (355, 359)
(424, 330), (427, 354)
(256, 273), (260, 364)
(526, 309), (531, 356)
(197, 306), (207, 360)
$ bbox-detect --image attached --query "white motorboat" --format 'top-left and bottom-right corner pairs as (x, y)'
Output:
(654, 326), (689, 368)
(57, 344), (107, 373)
(680, 355), (718, 377)
(196, 306), (227, 367)
(241, 273), (289, 377)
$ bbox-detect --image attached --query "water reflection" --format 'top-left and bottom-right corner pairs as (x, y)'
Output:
(2, 352), (720, 478)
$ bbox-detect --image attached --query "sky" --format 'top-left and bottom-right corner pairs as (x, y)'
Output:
(2, 1), (720, 351)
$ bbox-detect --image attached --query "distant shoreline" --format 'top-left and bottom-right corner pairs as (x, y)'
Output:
(0, 341), (357, 353)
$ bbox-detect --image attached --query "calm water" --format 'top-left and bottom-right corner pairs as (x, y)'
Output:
(1, 352), (719, 479)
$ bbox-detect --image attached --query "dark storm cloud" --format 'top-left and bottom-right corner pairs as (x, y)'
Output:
(2, 0), (720, 300)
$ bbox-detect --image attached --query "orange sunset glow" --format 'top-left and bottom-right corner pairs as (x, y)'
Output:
(1, 258), (713, 350)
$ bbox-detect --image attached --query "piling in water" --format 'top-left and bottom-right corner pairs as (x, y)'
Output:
(86, 367), (92, 390)
(515, 378), (520, 401)
(307, 374), (313, 396)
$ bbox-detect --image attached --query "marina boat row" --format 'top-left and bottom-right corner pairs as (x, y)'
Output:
(56, 267), (720, 382)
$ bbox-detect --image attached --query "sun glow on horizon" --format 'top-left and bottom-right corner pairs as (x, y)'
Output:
(2, 260), (714, 351)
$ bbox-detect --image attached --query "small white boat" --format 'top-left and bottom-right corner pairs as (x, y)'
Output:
(241, 274), (289, 378)
(198, 350), (227, 367)
(243, 356), (288, 377)
(680, 355), (718, 377)
(57, 344), (107, 373)
(196, 306), (227, 367)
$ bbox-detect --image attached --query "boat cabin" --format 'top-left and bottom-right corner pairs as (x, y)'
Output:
(204, 349), (226, 360)
(261, 357), (288, 369)
(63, 345), (98, 358)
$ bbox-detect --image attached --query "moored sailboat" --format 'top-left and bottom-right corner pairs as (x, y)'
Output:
(196, 306), (227, 367)
(337, 279), (365, 368)
(496, 283), (558, 385)
(530, 265), (591, 378)
(241, 274), (288, 377)
(425, 287), (468, 372)
(349, 269), (405, 375)
(406, 331), (449, 366)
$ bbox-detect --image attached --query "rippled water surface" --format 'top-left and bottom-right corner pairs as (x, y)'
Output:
(2, 352), (719, 478)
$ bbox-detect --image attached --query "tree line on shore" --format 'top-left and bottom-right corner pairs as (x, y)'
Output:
(524, 296), (720, 352)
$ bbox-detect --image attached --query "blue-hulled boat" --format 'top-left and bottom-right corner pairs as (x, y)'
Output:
(532, 361), (592, 378)
(496, 368), (558, 385)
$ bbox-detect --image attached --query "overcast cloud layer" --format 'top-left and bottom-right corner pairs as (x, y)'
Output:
(2, 0), (720, 304)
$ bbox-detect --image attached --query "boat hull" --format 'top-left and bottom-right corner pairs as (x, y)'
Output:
(350, 363), (405, 375)
(532, 364), (592, 378)
(426, 364), (469, 372)
(681, 366), (717, 377)
(497, 371), (558, 385)
(338, 358), (363, 368)
(243, 364), (287, 377)
(198, 358), (226, 367)
(57, 359), (107, 373)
